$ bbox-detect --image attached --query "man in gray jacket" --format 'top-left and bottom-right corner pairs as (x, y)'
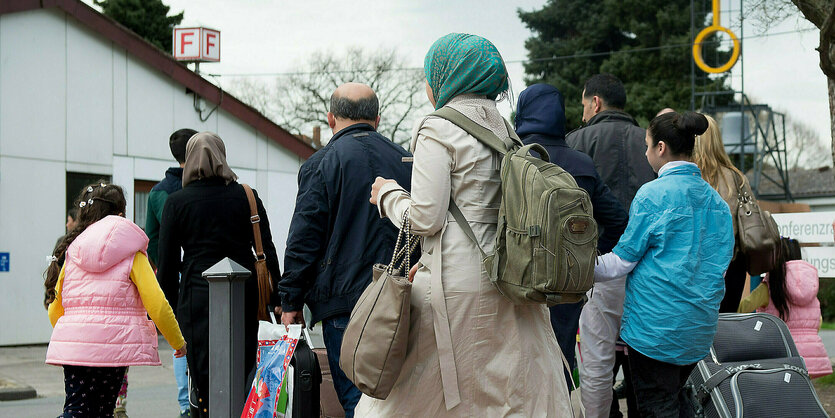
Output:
(567, 74), (654, 211)
(566, 74), (654, 417)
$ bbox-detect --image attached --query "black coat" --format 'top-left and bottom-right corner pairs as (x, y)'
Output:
(515, 84), (628, 252)
(157, 178), (281, 416)
(566, 110), (656, 211)
(521, 134), (628, 253)
(279, 124), (412, 324)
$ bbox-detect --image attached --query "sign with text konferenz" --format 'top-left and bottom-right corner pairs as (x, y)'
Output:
(771, 212), (835, 278)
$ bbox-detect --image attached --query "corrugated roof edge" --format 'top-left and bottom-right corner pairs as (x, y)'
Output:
(0, 0), (315, 159)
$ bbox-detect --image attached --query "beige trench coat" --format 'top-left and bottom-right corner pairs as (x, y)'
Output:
(355, 95), (572, 417)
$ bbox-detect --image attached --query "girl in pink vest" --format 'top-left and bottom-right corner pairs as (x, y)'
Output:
(44, 183), (186, 417)
(739, 237), (833, 378)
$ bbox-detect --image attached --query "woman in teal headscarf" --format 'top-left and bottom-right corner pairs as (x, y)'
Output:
(364, 33), (573, 417)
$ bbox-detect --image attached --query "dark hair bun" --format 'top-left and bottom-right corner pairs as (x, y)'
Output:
(674, 112), (709, 137)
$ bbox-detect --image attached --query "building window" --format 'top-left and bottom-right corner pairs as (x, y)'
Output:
(134, 180), (157, 230)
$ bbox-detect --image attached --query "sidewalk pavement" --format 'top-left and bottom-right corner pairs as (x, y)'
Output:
(3, 329), (835, 416)
(0, 336), (181, 417)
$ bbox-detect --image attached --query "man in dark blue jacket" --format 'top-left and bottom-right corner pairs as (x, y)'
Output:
(515, 83), (628, 391)
(279, 83), (412, 417)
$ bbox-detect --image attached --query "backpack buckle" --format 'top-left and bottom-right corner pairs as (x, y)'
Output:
(250, 215), (260, 224)
(529, 225), (541, 237)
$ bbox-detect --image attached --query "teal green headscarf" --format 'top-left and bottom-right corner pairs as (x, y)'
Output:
(424, 33), (509, 110)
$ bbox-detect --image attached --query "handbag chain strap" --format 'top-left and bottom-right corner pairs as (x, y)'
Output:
(387, 209), (419, 276)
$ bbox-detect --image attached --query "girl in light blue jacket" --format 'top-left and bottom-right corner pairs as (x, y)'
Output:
(594, 111), (734, 416)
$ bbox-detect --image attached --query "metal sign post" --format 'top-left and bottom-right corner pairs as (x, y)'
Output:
(203, 257), (250, 417)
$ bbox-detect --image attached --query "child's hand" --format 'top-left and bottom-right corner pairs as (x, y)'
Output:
(174, 342), (187, 358)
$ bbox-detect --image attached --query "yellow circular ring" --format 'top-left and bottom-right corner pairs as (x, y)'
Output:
(692, 25), (741, 74)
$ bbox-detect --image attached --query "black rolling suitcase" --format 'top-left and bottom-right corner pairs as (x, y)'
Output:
(685, 313), (829, 417)
(287, 337), (323, 417)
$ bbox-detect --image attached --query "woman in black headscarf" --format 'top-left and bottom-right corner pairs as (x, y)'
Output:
(157, 132), (281, 418)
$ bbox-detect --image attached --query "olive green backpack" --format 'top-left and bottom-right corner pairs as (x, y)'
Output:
(432, 107), (598, 306)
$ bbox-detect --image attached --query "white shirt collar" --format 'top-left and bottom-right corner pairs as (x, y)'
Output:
(657, 160), (697, 177)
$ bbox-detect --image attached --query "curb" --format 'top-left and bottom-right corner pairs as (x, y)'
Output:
(0, 382), (37, 401)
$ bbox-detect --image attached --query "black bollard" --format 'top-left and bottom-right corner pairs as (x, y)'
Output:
(203, 257), (250, 418)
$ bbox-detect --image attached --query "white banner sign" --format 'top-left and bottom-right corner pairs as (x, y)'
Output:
(771, 211), (835, 243)
(801, 247), (835, 278)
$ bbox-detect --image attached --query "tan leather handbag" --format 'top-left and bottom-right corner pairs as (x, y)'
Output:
(242, 184), (273, 321)
(735, 177), (780, 275)
(339, 209), (417, 399)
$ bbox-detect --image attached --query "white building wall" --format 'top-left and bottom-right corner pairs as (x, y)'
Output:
(0, 9), (303, 345)
(66, 17), (113, 166)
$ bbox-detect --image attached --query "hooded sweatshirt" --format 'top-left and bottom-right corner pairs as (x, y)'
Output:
(46, 215), (184, 367)
(515, 83), (628, 253)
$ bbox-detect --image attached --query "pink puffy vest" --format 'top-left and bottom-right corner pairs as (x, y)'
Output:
(759, 260), (833, 378)
(46, 215), (161, 367)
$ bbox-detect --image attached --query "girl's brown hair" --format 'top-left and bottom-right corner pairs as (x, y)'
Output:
(692, 114), (746, 196)
(43, 182), (126, 308)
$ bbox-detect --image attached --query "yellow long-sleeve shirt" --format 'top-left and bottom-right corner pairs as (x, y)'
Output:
(48, 252), (185, 350)
(737, 282), (770, 314)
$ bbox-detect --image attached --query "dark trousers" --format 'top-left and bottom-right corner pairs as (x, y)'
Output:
(627, 345), (695, 418)
(60, 365), (127, 418)
(610, 349), (638, 418)
(322, 314), (362, 418)
(548, 300), (584, 391)
(720, 253), (747, 313)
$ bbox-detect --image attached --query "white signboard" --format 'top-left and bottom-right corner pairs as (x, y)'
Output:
(800, 247), (835, 278)
(771, 211), (835, 277)
(173, 27), (220, 62)
(202, 28), (220, 62)
(771, 211), (835, 244)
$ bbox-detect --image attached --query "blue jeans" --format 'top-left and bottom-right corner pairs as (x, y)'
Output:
(322, 314), (362, 418)
(174, 351), (189, 411)
(549, 301), (584, 391)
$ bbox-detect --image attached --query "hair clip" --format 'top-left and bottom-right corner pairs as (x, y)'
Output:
(46, 255), (58, 263)
(87, 186), (94, 193)
(100, 183), (107, 187)
(79, 201), (86, 208)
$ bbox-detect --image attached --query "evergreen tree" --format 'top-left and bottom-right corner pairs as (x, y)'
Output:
(519, 0), (731, 130)
(96, 0), (184, 53)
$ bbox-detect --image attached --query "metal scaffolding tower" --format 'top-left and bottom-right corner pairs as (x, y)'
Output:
(690, 0), (792, 200)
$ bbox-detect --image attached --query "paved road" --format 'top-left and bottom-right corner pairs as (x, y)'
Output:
(0, 328), (326, 417)
(0, 337), (182, 417)
(2, 329), (834, 417)
(821, 329), (835, 355)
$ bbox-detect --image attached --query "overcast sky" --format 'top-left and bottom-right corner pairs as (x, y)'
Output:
(85, 0), (832, 154)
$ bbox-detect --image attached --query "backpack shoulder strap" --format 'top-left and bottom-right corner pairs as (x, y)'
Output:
(448, 201), (486, 259)
(430, 107), (518, 154)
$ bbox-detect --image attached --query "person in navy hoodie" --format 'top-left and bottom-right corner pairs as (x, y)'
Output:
(515, 83), (628, 392)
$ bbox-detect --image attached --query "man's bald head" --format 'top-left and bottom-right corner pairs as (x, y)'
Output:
(330, 83), (379, 121)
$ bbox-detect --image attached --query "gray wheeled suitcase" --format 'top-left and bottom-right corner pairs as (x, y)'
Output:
(710, 313), (799, 362)
(686, 356), (828, 417)
(685, 313), (828, 417)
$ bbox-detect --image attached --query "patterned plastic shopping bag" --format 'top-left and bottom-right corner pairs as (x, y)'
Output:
(241, 316), (302, 418)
